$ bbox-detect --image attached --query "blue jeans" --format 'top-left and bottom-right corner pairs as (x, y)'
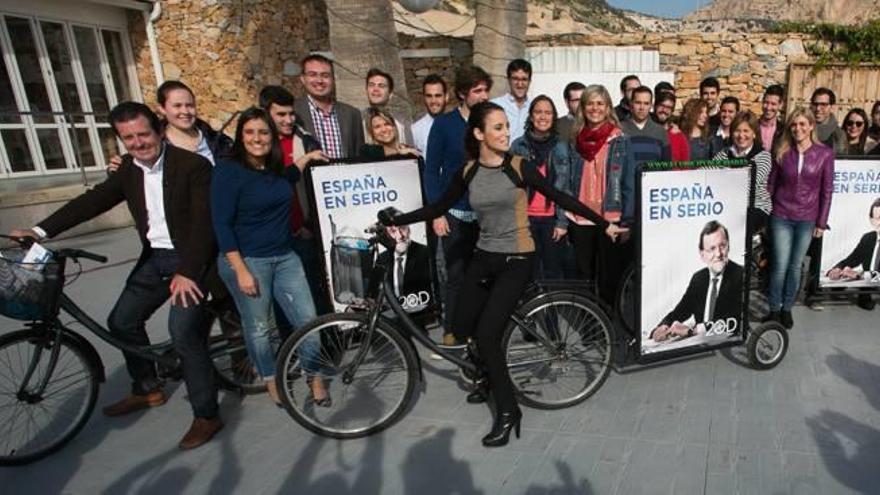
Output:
(218, 251), (319, 378)
(769, 216), (815, 311)
(107, 249), (217, 418)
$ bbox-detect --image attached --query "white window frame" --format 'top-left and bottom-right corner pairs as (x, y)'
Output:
(0, 10), (140, 177)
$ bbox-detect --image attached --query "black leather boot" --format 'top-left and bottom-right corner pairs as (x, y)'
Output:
(482, 408), (522, 447)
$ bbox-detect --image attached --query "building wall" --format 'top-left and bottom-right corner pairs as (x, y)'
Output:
(127, 2), (821, 127)
(397, 32), (815, 116)
(128, 0), (329, 130)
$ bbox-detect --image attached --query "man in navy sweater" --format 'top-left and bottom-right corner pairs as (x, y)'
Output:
(424, 65), (491, 344)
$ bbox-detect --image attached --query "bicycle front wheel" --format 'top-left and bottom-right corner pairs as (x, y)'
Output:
(0, 328), (100, 465)
(275, 313), (419, 439)
(504, 291), (614, 410)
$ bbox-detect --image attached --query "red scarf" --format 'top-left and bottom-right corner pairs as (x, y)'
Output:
(576, 122), (615, 162)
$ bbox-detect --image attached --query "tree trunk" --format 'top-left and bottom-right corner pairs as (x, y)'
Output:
(472, 0), (527, 99)
(324, 0), (411, 120)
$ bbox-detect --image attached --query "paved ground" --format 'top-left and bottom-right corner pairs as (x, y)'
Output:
(1, 228), (878, 495)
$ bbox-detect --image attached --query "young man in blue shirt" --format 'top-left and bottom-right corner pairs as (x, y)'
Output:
(424, 65), (492, 345)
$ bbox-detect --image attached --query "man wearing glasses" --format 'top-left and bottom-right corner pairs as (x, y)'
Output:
(294, 54), (365, 159)
(557, 81), (585, 143)
(810, 87), (846, 154)
(491, 59), (533, 142)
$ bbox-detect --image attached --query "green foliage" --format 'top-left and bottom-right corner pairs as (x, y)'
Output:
(777, 20), (880, 68)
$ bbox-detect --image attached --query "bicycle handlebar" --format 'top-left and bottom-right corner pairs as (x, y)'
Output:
(1, 234), (108, 264)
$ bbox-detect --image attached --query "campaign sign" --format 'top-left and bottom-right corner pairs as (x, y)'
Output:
(818, 158), (880, 291)
(639, 163), (750, 357)
(308, 158), (434, 313)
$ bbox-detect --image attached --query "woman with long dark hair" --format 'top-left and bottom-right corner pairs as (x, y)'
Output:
(211, 107), (327, 406)
(766, 106), (834, 329)
(680, 98), (711, 160)
(841, 108), (877, 155)
(509, 95), (575, 279)
(381, 102), (624, 447)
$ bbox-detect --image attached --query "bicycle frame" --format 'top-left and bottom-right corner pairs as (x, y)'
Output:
(340, 253), (564, 383)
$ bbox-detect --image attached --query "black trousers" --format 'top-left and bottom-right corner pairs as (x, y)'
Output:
(568, 224), (599, 282)
(441, 214), (479, 333)
(453, 250), (534, 414)
(106, 250), (218, 418)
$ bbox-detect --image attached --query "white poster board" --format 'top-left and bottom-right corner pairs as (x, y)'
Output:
(308, 158), (433, 313)
(640, 165), (750, 357)
(818, 158), (880, 290)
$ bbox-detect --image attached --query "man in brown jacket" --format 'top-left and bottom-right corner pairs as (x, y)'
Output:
(10, 102), (222, 450)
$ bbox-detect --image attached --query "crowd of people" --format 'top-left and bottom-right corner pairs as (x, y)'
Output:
(9, 51), (878, 450)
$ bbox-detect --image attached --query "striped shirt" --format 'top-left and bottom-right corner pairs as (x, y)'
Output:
(307, 96), (343, 159)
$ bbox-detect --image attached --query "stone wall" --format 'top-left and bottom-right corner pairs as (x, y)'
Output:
(128, 0), (329, 130)
(127, 2), (817, 127)
(531, 32), (814, 114)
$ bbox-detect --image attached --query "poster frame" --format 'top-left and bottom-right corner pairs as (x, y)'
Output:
(809, 155), (880, 297)
(635, 159), (755, 364)
(303, 155), (441, 318)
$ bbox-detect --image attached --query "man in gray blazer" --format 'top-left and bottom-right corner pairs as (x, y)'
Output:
(295, 54), (365, 160)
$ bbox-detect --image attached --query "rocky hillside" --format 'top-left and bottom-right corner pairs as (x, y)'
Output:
(685, 0), (880, 25)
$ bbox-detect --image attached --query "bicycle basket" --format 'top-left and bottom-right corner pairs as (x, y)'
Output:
(0, 249), (64, 321)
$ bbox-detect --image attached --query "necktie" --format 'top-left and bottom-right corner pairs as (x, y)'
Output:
(873, 239), (880, 271)
(395, 256), (405, 296)
(708, 276), (719, 321)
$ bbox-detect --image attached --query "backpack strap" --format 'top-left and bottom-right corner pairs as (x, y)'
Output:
(502, 155), (526, 188)
(462, 160), (479, 183)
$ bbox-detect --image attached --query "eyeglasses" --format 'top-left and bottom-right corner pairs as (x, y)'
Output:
(844, 120), (865, 127)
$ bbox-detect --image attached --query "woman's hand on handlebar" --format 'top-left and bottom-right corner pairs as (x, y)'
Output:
(377, 207), (400, 226)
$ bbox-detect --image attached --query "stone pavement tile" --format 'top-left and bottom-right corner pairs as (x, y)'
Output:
(613, 440), (679, 495)
(589, 461), (624, 495)
(735, 418), (780, 449)
(565, 434), (605, 474)
(579, 402), (620, 436)
(705, 472), (737, 495)
(679, 402), (712, 445)
(598, 437), (631, 464)
(634, 402), (683, 443)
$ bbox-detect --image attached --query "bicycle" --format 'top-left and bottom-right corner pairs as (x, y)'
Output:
(0, 236), (257, 465)
(273, 222), (616, 439)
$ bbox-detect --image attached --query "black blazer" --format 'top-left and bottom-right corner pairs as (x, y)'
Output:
(38, 144), (215, 281)
(659, 261), (744, 327)
(294, 97), (365, 159)
(834, 231), (879, 272)
(369, 241), (432, 302)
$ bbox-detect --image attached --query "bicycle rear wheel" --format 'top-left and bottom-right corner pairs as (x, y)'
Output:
(616, 265), (636, 336)
(275, 313), (419, 439)
(0, 328), (100, 465)
(207, 309), (265, 395)
(504, 291), (614, 410)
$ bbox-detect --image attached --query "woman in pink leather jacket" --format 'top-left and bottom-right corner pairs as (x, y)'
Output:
(766, 106), (834, 329)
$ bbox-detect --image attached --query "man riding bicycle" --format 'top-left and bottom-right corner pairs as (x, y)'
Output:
(9, 102), (222, 450)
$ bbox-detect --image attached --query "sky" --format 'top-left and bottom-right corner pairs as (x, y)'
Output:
(607, 0), (711, 19)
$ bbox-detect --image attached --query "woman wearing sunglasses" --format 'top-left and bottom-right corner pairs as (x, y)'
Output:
(841, 108), (877, 155)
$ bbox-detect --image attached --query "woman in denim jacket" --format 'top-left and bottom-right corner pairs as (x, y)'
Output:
(553, 85), (634, 303)
(509, 95), (576, 280)
(766, 106), (834, 329)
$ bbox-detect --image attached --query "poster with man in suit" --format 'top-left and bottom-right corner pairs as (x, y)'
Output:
(649, 221), (743, 344)
(818, 158), (880, 302)
(640, 163), (750, 356)
(371, 224), (433, 313)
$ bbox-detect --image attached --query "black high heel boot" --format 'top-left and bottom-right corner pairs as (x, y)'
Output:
(482, 409), (522, 447)
(464, 341), (487, 404)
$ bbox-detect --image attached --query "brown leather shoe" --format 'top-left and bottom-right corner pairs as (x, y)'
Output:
(178, 417), (224, 450)
(102, 390), (167, 417)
